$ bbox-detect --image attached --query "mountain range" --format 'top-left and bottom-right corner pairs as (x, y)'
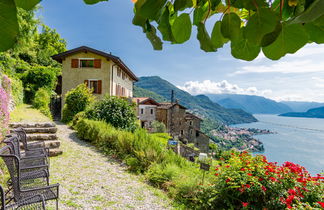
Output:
(134, 76), (257, 125)
(207, 94), (292, 114)
(280, 106), (324, 118)
(280, 101), (324, 112)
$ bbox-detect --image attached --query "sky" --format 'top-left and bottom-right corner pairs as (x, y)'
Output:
(39, 0), (324, 102)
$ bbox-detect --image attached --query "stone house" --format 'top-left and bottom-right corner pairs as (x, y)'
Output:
(156, 102), (187, 136)
(132, 97), (159, 129)
(52, 46), (138, 109)
(156, 102), (210, 152)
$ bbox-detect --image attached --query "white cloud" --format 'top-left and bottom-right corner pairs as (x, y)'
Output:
(177, 80), (272, 97)
(232, 59), (324, 75)
(312, 77), (324, 88)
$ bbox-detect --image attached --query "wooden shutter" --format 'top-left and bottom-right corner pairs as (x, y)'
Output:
(84, 80), (89, 88)
(71, 59), (79, 68)
(98, 80), (102, 94)
(94, 59), (101, 68)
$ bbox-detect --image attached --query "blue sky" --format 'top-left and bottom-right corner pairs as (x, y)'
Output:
(39, 0), (324, 102)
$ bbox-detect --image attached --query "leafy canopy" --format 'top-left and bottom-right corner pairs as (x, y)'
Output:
(1, 0), (324, 61)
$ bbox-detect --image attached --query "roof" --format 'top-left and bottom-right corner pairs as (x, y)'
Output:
(185, 112), (203, 121)
(158, 102), (187, 110)
(51, 46), (138, 81)
(132, 97), (159, 105)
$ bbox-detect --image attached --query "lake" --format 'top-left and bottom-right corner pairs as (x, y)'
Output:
(233, 114), (324, 175)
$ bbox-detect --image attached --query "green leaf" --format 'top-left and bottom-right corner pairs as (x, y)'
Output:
(0, 0), (19, 52)
(83, 0), (108, 5)
(146, 24), (163, 50)
(261, 22), (282, 47)
(231, 0), (268, 10)
(291, 0), (324, 24)
(171, 13), (192, 43)
(197, 23), (217, 52)
(157, 5), (174, 42)
(14, 0), (40, 10)
(304, 23), (324, 44)
(262, 23), (308, 60)
(221, 13), (241, 42)
(137, 0), (167, 20)
(245, 8), (279, 45)
(211, 21), (228, 49)
(231, 29), (260, 61)
(210, 0), (221, 10)
(193, 1), (209, 25)
(174, 0), (193, 11)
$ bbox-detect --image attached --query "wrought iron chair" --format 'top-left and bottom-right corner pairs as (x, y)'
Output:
(0, 146), (59, 209)
(10, 128), (50, 163)
(1, 185), (46, 210)
(3, 136), (49, 170)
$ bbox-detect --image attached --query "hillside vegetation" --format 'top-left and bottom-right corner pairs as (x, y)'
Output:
(207, 94), (292, 114)
(280, 106), (324, 118)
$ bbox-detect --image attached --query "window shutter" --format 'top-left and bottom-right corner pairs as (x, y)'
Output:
(71, 59), (79, 68)
(98, 80), (102, 94)
(94, 59), (101, 68)
(84, 80), (89, 87)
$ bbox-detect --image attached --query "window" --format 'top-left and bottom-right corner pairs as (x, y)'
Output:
(80, 59), (94, 68)
(180, 130), (184, 135)
(117, 68), (121, 77)
(141, 109), (144, 114)
(150, 109), (154, 115)
(189, 121), (193, 126)
(190, 129), (193, 135)
(85, 80), (102, 94)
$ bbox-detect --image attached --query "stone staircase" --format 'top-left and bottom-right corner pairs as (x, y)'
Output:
(9, 122), (63, 157)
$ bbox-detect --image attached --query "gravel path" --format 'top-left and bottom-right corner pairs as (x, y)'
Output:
(49, 122), (172, 210)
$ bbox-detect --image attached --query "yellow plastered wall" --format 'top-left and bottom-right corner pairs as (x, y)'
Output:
(61, 51), (111, 106)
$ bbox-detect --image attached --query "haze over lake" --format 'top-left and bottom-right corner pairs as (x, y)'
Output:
(234, 114), (324, 175)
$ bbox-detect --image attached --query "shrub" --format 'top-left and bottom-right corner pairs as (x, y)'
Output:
(33, 88), (51, 118)
(20, 65), (59, 103)
(62, 84), (93, 122)
(151, 120), (166, 133)
(85, 96), (137, 132)
(10, 77), (23, 106)
(0, 87), (9, 140)
(197, 152), (324, 209)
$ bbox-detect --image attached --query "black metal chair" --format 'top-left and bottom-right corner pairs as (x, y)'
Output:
(10, 128), (50, 164)
(3, 136), (49, 170)
(0, 146), (59, 209)
(1, 185), (46, 210)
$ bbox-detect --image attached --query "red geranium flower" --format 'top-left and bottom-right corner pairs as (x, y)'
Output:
(245, 184), (251, 188)
(261, 186), (267, 192)
(242, 202), (249, 207)
(226, 178), (231, 183)
(318, 202), (324, 208)
(240, 168), (246, 171)
(269, 177), (277, 182)
(247, 173), (253, 176)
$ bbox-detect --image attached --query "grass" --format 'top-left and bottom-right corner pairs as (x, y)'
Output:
(10, 104), (51, 123)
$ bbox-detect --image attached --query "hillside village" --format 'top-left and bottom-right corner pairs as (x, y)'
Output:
(1, 1), (324, 209)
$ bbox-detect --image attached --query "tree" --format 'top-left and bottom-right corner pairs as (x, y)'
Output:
(0, 0), (324, 61)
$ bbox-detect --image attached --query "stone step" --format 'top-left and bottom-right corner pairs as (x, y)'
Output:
(49, 149), (63, 157)
(26, 134), (57, 141)
(21, 140), (61, 149)
(22, 127), (57, 134)
(9, 122), (56, 129)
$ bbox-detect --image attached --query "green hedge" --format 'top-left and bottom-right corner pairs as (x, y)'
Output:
(33, 88), (51, 118)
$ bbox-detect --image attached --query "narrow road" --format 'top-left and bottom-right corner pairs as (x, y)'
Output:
(50, 122), (171, 209)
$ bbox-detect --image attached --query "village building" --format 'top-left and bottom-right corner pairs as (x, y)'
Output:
(132, 97), (159, 129)
(52, 46), (138, 110)
(156, 101), (210, 152)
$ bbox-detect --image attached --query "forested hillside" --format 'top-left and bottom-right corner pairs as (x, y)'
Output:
(207, 94), (292, 114)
